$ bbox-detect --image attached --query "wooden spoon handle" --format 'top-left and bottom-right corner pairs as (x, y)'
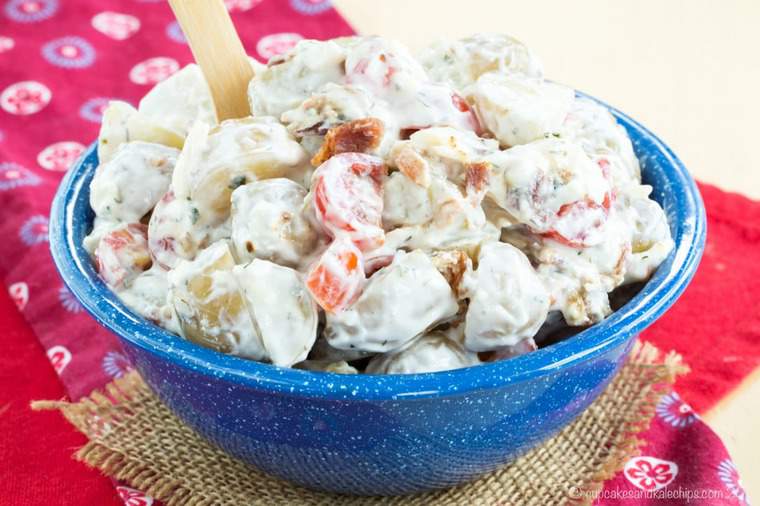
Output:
(168, 0), (254, 121)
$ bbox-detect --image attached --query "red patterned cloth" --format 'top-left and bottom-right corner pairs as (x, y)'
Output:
(0, 1), (755, 505)
(595, 391), (751, 505)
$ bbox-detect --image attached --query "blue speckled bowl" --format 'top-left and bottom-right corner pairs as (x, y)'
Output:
(49, 95), (705, 496)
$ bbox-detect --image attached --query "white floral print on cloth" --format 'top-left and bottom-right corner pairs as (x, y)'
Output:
(256, 32), (302, 59)
(224, 0), (263, 12)
(599, 368), (749, 506)
(8, 281), (29, 311)
(91, 12), (141, 41)
(37, 141), (86, 172)
(0, 36), (15, 53)
(129, 57), (179, 85)
(0, 81), (51, 115)
(116, 486), (154, 506)
(624, 456), (679, 491)
(47, 345), (72, 374)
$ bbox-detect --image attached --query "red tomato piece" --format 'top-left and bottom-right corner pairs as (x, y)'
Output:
(312, 152), (386, 251)
(95, 223), (151, 288)
(147, 190), (181, 270)
(306, 238), (366, 313)
(345, 54), (398, 90)
(596, 157), (618, 202)
(541, 195), (612, 248)
(451, 92), (482, 134)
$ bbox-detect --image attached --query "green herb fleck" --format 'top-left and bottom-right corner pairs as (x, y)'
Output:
(228, 175), (247, 190)
(190, 207), (200, 224)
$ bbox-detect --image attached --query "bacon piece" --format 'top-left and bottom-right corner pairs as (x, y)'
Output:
(465, 160), (491, 199)
(311, 117), (385, 167)
(430, 250), (470, 297)
(392, 144), (430, 187)
(451, 92), (482, 134)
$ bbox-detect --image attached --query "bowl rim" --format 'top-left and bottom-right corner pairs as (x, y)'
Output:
(49, 93), (706, 401)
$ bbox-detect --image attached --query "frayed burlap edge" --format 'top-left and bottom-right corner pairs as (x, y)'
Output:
(32, 341), (688, 506)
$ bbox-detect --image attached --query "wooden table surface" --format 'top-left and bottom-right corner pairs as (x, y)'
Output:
(333, 0), (760, 498)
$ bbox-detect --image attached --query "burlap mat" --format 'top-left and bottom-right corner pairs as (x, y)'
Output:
(33, 341), (686, 506)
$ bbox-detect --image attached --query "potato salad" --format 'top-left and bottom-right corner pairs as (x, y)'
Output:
(85, 33), (673, 374)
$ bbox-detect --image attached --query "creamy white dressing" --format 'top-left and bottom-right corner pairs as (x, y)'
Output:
(118, 265), (180, 334)
(461, 242), (549, 350)
(168, 241), (267, 360)
(84, 216), (120, 255)
(620, 190), (674, 283)
(97, 101), (184, 164)
(324, 250), (459, 353)
(181, 117), (310, 228)
(393, 127), (499, 188)
(561, 97), (641, 188)
(419, 33), (544, 91)
(249, 39), (348, 118)
(90, 141), (178, 223)
(402, 176), (500, 255)
(138, 64), (218, 138)
(147, 189), (209, 270)
(467, 73), (574, 148)
(382, 171), (434, 228)
(94, 223), (151, 289)
(281, 82), (399, 158)
(531, 217), (627, 325)
(487, 138), (611, 243)
(230, 179), (316, 267)
(366, 331), (480, 374)
(86, 33), (673, 374)
(260, 36), (480, 162)
(235, 259), (318, 366)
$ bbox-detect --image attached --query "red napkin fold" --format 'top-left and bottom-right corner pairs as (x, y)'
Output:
(0, 283), (122, 506)
(0, 1), (756, 505)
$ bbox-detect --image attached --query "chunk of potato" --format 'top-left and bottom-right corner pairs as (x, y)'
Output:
(230, 178), (316, 267)
(176, 117), (309, 228)
(168, 241), (265, 359)
(324, 250), (459, 353)
(90, 141), (178, 223)
(97, 101), (184, 163)
(235, 259), (318, 367)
